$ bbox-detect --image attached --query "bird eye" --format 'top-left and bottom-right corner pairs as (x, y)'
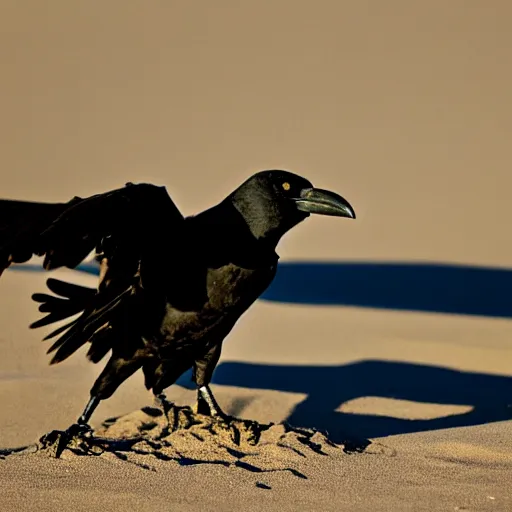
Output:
(282, 182), (290, 191)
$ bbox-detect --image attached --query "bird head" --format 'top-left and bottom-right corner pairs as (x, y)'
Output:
(228, 169), (355, 245)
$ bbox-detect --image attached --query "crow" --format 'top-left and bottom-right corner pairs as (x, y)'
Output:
(0, 169), (355, 436)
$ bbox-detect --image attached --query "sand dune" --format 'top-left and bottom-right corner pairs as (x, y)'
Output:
(2, 1), (512, 510)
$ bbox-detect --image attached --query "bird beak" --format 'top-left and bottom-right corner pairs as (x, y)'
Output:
(293, 188), (356, 219)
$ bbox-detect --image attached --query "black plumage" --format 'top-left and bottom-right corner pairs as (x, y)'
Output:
(0, 170), (355, 432)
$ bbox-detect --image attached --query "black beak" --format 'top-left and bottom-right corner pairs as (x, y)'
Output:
(293, 188), (356, 219)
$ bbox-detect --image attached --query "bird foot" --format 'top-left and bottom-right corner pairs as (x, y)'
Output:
(68, 422), (93, 437)
(38, 422), (93, 459)
(195, 397), (230, 423)
(195, 405), (266, 446)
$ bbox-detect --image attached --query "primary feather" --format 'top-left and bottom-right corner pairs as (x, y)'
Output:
(1, 183), (185, 365)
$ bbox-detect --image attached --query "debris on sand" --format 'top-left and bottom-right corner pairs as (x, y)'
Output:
(0, 402), (394, 478)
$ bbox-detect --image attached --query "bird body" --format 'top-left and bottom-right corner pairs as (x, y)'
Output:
(0, 169), (355, 432)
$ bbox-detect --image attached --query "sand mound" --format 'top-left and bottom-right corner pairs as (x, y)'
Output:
(1, 401), (395, 479)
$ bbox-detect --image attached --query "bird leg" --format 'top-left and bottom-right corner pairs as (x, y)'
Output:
(62, 395), (99, 438)
(77, 395), (100, 428)
(193, 344), (228, 420)
(197, 385), (229, 421)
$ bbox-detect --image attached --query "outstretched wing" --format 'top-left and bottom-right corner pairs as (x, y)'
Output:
(0, 182), (183, 274)
(0, 182), (185, 364)
(0, 195), (84, 273)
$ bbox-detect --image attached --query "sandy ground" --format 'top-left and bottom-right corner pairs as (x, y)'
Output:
(1, 1), (512, 511)
(2, 268), (511, 511)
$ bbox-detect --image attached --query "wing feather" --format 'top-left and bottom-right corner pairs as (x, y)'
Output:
(0, 182), (185, 364)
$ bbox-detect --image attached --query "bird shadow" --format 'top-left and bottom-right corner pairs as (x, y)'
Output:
(260, 260), (512, 319)
(175, 360), (512, 442)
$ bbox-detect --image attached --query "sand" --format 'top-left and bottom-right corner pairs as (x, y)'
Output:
(1, 1), (512, 510)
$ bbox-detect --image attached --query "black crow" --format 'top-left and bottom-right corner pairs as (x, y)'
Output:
(0, 170), (355, 434)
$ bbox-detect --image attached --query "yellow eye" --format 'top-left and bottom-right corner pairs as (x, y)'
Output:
(282, 182), (290, 191)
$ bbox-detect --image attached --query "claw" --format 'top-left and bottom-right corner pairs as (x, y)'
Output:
(38, 422), (93, 459)
(58, 423), (93, 457)
(69, 422), (93, 436)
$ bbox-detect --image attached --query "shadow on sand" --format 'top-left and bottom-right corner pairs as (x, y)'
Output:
(261, 261), (512, 319)
(175, 360), (512, 442)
